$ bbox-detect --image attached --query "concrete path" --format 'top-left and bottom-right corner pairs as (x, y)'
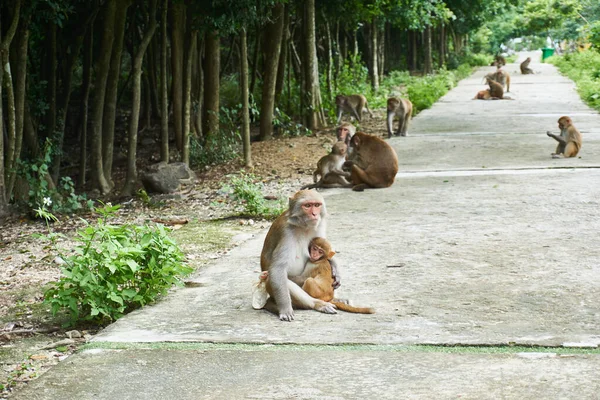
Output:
(13, 52), (600, 399)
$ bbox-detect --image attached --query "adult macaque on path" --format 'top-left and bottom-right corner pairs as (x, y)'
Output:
(301, 142), (352, 190)
(343, 131), (399, 191)
(337, 122), (356, 147)
(335, 94), (374, 124)
(520, 57), (534, 74)
(547, 116), (582, 158)
(260, 190), (340, 321)
(484, 68), (510, 92)
(474, 78), (511, 100)
(387, 97), (413, 138)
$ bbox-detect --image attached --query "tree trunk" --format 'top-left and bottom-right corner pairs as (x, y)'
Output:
(249, 25), (260, 98)
(102, 1), (131, 188)
(122, 0), (158, 196)
(323, 11), (333, 100)
(379, 22), (386, 80)
(409, 30), (417, 71)
(370, 20), (379, 91)
(302, 0), (326, 130)
(182, 28), (197, 165)
(274, 5), (289, 103)
(77, 24), (95, 190)
(170, 1), (185, 151)
(160, 0), (169, 162)
(240, 27), (252, 167)
(1, 0), (22, 206)
(89, 0), (117, 194)
(423, 26), (433, 74)
(194, 35), (204, 138)
(8, 16), (29, 195)
(258, 3), (284, 141)
(439, 24), (446, 67)
(203, 30), (220, 139)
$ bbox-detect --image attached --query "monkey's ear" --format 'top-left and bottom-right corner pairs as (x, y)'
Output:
(328, 250), (336, 259)
(353, 136), (361, 148)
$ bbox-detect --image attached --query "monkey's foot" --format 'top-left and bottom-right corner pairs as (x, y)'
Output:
(279, 308), (295, 321)
(315, 301), (337, 314)
(552, 154), (562, 159)
(352, 184), (367, 192)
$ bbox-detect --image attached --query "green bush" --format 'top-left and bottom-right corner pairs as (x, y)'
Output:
(548, 50), (600, 110)
(190, 106), (242, 168)
(18, 139), (92, 215)
(223, 171), (285, 219)
(43, 204), (193, 325)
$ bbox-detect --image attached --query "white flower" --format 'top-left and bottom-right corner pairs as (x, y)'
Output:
(43, 197), (52, 206)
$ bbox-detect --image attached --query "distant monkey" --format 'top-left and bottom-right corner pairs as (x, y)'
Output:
(474, 78), (509, 100)
(301, 142), (352, 190)
(335, 94), (374, 124)
(547, 116), (582, 158)
(297, 237), (374, 314)
(485, 68), (511, 92)
(491, 54), (506, 67)
(520, 57), (534, 74)
(260, 190), (339, 321)
(336, 122), (356, 148)
(386, 97), (413, 138)
(343, 132), (399, 191)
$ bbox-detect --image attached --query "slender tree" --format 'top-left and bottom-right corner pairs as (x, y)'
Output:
(122, 0), (158, 196)
(240, 26), (252, 167)
(302, 0), (326, 130)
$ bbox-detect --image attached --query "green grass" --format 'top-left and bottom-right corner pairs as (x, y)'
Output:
(547, 50), (600, 111)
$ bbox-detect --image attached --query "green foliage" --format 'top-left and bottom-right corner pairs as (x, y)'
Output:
(548, 50), (600, 110)
(43, 204), (193, 326)
(190, 106), (242, 168)
(273, 108), (311, 136)
(322, 55), (373, 123)
(223, 172), (285, 219)
(18, 139), (92, 215)
(590, 21), (600, 49)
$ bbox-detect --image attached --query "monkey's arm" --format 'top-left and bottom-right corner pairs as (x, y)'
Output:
(547, 131), (567, 144)
(329, 258), (341, 289)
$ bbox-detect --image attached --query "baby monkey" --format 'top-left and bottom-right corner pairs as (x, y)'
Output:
(547, 116), (582, 158)
(301, 142), (352, 190)
(253, 238), (374, 314)
(297, 238), (374, 314)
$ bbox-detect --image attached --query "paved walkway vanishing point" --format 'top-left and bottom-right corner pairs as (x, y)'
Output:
(13, 52), (600, 399)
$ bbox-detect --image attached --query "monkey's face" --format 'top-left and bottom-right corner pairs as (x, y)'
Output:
(558, 117), (571, 130)
(309, 244), (325, 262)
(301, 200), (323, 222)
(337, 126), (351, 143)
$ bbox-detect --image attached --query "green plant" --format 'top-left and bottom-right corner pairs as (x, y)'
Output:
(190, 107), (242, 168)
(273, 107), (311, 136)
(43, 204), (193, 325)
(18, 138), (92, 215)
(223, 172), (285, 219)
(548, 50), (600, 110)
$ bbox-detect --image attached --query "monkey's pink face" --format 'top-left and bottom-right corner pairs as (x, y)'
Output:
(309, 244), (324, 262)
(301, 201), (322, 222)
(337, 127), (351, 143)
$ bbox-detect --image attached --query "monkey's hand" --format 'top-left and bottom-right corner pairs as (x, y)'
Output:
(546, 131), (553, 137)
(342, 160), (354, 172)
(329, 258), (341, 289)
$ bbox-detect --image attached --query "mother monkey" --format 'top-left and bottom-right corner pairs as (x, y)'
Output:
(260, 190), (339, 321)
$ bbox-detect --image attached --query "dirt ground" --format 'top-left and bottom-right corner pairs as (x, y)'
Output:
(0, 120), (373, 396)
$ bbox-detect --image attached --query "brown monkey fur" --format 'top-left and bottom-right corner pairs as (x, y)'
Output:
(299, 237), (374, 314)
(387, 97), (413, 138)
(301, 142), (352, 190)
(490, 54), (506, 67)
(343, 131), (399, 191)
(520, 57), (534, 74)
(335, 94), (374, 124)
(547, 116), (582, 158)
(260, 190), (338, 321)
(485, 68), (511, 92)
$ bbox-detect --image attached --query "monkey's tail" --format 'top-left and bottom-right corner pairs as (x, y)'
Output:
(331, 301), (375, 314)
